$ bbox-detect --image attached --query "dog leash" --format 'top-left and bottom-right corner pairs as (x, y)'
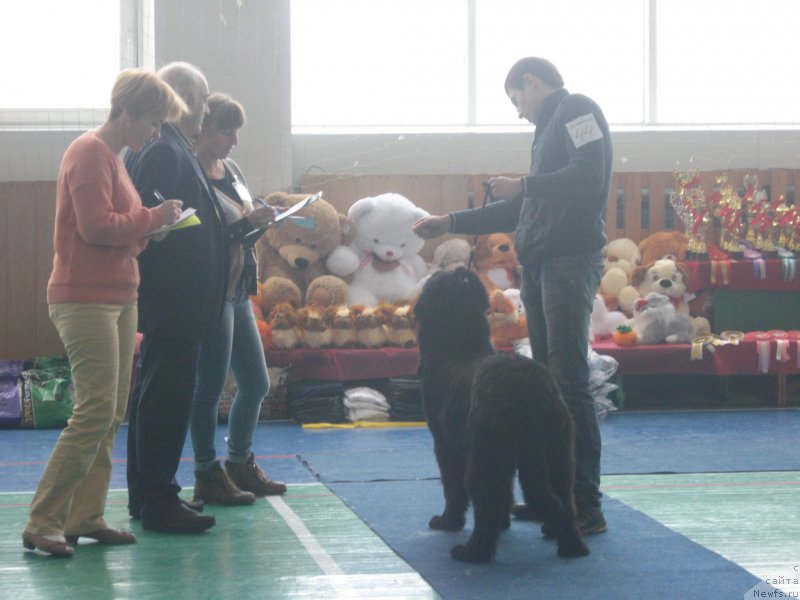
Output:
(466, 181), (495, 272)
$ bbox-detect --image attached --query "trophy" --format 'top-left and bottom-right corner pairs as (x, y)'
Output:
(671, 170), (711, 259)
(712, 174), (743, 255)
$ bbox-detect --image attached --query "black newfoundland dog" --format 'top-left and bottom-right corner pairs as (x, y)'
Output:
(414, 267), (589, 563)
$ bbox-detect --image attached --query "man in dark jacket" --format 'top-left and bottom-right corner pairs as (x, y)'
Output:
(125, 62), (227, 533)
(414, 56), (611, 534)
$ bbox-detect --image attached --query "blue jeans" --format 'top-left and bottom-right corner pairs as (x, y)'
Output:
(520, 250), (604, 507)
(191, 287), (269, 469)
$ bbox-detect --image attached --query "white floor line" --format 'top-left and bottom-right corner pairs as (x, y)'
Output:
(267, 494), (361, 599)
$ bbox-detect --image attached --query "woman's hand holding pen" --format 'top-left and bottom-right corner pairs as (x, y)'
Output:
(246, 198), (277, 229)
(156, 199), (183, 225)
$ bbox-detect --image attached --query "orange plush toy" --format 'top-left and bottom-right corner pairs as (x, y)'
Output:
(473, 233), (520, 292)
(487, 289), (528, 348)
(638, 231), (689, 266)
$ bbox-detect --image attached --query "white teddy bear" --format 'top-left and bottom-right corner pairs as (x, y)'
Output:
(326, 192), (429, 306)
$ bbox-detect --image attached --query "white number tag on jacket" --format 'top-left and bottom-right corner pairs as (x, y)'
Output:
(565, 113), (603, 148)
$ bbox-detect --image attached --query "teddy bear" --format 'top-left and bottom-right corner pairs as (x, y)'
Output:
(473, 233), (520, 292)
(598, 237), (639, 312)
(590, 293), (628, 341)
(256, 191), (352, 312)
(326, 193), (429, 306)
(618, 258), (711, 336)
(428, 238), (472, 274)
(637, 230), (689, 266)
(630, 292), (695, 344)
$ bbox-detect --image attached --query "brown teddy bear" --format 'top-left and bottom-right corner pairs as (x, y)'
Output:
(256, 191), (353, 312)
(638, 231), (689, 266)
(473, 233), (520, 292)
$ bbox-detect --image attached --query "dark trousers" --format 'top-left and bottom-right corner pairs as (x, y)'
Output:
(127, 335), (201, 515)
(520, 250), (605, 507)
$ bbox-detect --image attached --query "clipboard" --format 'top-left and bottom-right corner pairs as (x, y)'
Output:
(273, 191), (323, 224)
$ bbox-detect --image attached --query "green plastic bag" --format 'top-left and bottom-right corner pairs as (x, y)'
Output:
(20, 356), (74, 429)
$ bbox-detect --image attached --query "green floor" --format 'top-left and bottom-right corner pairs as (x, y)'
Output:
(2, 483), (439, 600)
(604, 471), (800, 598)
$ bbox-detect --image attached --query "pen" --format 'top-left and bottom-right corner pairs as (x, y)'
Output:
(254, 197), (269, 208)
(153, 189), (167, 204)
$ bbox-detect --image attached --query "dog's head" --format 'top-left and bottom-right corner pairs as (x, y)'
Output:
(630, 258), (690, 300)
(414, 267), (489, 338)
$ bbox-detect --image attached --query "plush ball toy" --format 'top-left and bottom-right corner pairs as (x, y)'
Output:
(618, 258), (710, 336)
(631, 292), (695, 344)
(604, 237), (640, 276)
(473, 233), (520, 292)
(256, 191), (352, 310)
(326, 193), (429, 306)
(590, 293), (627, 341)
(638, 231), (689, 266)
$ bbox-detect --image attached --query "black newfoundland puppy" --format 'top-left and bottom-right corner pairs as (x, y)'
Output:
(414, 267), (589, 563)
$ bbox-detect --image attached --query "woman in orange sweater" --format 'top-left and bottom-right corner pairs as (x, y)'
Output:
(22, 70), (185, 557)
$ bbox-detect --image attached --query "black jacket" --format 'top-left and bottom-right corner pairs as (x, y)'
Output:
(453, 88), (612, 265)
(125, 124), (228, 341)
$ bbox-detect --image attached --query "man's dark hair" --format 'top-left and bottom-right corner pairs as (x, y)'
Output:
(504, 57), (564, 92)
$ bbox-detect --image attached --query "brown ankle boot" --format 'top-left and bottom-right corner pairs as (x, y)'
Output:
(225, 454), (287, 497)
(194, 461), (256, 505)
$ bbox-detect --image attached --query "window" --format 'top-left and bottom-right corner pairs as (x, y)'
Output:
(291, 0), (799, 130)
(0, 0), (150, 127)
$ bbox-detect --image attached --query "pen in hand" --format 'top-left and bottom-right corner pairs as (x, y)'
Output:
(153, 189), (167, 204)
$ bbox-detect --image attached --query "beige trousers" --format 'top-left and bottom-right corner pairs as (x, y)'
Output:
(26, 303), (137, 536)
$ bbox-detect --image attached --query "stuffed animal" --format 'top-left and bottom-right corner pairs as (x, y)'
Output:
(631, 292), (695, 344)
(502, 288), (526, 318)
(328, 305), (358, 348)
(428, 238), (472, 274)
(590, 293), (627, 341)
(297, 305), (332, 348)
(638, 231), (689, 266)
(473, 233), (520, 292)
(599, 237), (639, 311)
(256, 191), (352, 310)
(604, 237), (640, 275)
(326, 193), (429, 306)
(385, 304), (417, 348)
(487, 288), (528, 348)
(266, 302), (299, 350)
(305, 275), (350, 309)
(351, 304), (390, 348)
(618, 258), (711, 336)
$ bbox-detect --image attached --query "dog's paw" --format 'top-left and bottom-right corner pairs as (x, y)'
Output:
(451, 544), (493, 563)
(429, 514), (465, 531)
(557, 531), (590, 558)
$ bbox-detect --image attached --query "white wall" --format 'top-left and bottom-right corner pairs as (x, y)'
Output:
(1, 1), (799, 191)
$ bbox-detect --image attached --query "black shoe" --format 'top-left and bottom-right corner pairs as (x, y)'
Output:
(541, 505), (608, 538)
(141, 503), (216, 534)
(129, 498), (204, 520)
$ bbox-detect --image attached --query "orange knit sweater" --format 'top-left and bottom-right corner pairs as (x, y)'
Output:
(47, 131), (167, 305)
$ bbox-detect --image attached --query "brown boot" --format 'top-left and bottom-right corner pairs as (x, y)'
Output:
(225, 454), (287, 497)
(194, 461), (256, 505)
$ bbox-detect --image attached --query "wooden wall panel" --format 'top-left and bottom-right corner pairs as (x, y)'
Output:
(0, 181), (61, 360)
